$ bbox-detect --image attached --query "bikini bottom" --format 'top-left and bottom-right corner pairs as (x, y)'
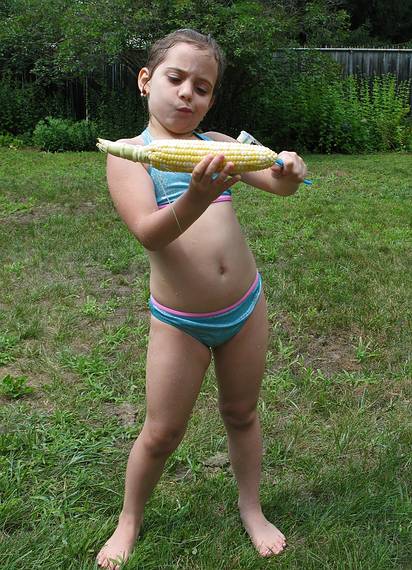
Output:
(149, 272), (262, 348)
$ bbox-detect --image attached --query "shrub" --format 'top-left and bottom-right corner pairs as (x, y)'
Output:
(32, 117), (98, 152)
(258, 66), (410, 153)
(0, 132), (25, 149)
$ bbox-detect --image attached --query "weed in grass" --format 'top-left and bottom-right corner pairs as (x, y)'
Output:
(81, 295), (122, 319)
(100, 324), (132, 350)
(0, 332), (19, 364)
(354, 335), (380, 363)
(4, 260), (25, 277)
(0, 373), (34, 399)
(277, 338), (297, 361)
(0, 195), (36, 216)
(59, 349), (116, 401)
(81, 295), (100, 317)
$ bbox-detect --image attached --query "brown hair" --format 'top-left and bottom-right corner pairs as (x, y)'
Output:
(143, 29), (226, 95)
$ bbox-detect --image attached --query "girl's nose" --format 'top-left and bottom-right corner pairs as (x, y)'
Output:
(178, 81), (193, 100)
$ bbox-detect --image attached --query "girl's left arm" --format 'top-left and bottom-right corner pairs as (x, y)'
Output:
(204, 131), (307, 196)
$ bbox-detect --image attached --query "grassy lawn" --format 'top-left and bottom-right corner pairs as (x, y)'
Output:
(0, 148), (411, 569)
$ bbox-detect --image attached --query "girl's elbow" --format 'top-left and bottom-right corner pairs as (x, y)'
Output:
(278, 186), (298, 197)
(133, 227), (166, 251)
(132, 219), (176, 251)
(134, 229), (158, 251)
(130, 222), (156, 250)
(142, 239), (163, 252)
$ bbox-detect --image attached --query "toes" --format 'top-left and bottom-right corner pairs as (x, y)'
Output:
(259, 539), (286, 557)
(96, 554), (112, 569)
(109, 557), (122, 570)
(96, 548), (106, 566)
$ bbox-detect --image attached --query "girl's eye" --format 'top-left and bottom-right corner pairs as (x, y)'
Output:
(196, 87), (208, 95)
(168, 76), (180, 83)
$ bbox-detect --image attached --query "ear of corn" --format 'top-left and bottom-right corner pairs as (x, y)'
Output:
(96, 138), (277, 173)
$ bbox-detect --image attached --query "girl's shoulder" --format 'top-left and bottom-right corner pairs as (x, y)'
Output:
(202, 131), (238, 143)
(115, 134), (145, 146)
(106, 134), (151, 174)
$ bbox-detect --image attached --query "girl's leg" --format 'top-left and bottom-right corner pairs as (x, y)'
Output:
(97, 317), (211, 569)
(212, 294), (286, 557)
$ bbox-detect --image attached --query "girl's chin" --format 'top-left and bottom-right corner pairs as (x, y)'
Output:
(166, 121), (198, 134)
(151, 115), (200, 135)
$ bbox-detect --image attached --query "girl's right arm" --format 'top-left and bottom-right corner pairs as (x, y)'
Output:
(107, 144), (240, 251)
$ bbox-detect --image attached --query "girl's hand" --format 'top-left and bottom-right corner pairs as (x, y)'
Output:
(189, 154), (241, 202)
(270, 151), (308, 184)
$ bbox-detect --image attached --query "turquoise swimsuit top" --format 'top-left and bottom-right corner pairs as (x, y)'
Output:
(141, 128), (232, 208)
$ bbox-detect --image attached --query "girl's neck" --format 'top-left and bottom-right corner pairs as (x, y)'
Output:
(147, 117), (198, 140)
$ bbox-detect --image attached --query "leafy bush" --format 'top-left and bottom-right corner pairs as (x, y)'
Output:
(32, 117), (98, 151)
(0, 132), (25, 148)
(253, 54), (411, 153)
(291, 73), (411, 153)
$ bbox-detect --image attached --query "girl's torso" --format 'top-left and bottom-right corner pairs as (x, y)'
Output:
(133, 130), (257, 313)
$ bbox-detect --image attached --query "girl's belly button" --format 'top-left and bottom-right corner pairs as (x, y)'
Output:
(219, 264), (227, 275)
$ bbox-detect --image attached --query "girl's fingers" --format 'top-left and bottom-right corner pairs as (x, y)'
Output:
(192, 154), (216, 181)
(204, 154), (225, 178)
(273, 152), (308, 182)
(217, 162), (241, 189)
(224, 173), (241, 190)
(192, 155), (240, 189)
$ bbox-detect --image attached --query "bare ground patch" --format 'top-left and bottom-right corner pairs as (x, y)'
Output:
(270, 312), (362, 376)
(1, 201), (99, 224)
(302, 332), (362, 375)
(102, 401), (138, 428)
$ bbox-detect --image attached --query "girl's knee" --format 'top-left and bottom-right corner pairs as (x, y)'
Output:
(219, 402), (258, 429)
(142, 421), (186, 457)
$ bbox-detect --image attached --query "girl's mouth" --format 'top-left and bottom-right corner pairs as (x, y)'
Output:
(177, 107), (193, 114)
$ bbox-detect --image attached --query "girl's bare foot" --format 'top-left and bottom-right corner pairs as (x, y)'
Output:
(96, 513), (142, 569)
(239, 506), (286, 557)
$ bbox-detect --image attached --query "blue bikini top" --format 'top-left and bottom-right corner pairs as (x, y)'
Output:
(140, 127), (232, 208)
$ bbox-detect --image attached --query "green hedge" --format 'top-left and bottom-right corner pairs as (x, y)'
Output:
(32, 117), (98, 152)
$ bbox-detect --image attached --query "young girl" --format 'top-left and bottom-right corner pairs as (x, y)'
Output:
(97, 28), (307, 569)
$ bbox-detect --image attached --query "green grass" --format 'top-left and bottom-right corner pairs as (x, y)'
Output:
(0, 147), (411, 569)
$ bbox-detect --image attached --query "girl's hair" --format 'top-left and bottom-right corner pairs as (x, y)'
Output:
(143, 29), (226, 95)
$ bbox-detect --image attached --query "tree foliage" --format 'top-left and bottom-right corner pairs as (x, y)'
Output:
(341, 0), (412, 45)
(3, 0), (403, 83)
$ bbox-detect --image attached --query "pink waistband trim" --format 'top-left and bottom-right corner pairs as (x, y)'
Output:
(158, 195), (232, 209)
(213, 195), (232, 203)
(150, 273), (260, 318)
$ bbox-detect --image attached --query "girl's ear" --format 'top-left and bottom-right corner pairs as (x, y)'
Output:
(137, 67), (150, 96)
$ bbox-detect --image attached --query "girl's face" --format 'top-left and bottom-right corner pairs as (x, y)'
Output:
(139, 42), (218, 135)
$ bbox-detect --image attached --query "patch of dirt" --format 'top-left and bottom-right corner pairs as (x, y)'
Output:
(269, 311), (295, 337)
(203, 451), (230, 468)
(270, 312), (362, 376)
(302, 333), (361, 375)
(102, 401), (137, 428)
(2, 201), (98, 224)
(169, 464), (193, 482)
